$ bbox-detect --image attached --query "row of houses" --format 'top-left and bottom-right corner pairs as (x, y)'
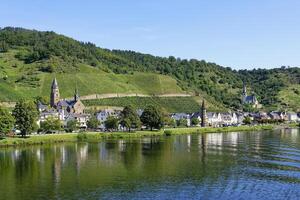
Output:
(38, 78), (300, 131)
(170, 111), (300, 127)
(171, 112), (243, 127)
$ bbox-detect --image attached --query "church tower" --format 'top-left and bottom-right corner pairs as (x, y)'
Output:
(201, 100), (207, 127)
(242, 81), (247, 103)
(74, 87), (79, 102)
(50, 78), (60, 107)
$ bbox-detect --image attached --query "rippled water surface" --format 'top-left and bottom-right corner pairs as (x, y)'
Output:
(1, 129), (300, 200)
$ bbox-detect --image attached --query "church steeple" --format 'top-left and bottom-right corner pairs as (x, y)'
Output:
(201, 100), (207, 127)
(242, 81), (247, 96)
(74, 87), (79, 102)
(50, 78), (60, 107)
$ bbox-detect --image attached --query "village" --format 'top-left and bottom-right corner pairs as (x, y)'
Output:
(36, 78), (300, 133)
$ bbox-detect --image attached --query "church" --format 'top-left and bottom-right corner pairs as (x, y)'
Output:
(241, 82), (259, 108)
(38, 78), (89, 129)
(50, 78), (85, 114)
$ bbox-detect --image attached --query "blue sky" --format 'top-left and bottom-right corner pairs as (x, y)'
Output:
(1, 0), (300, 69)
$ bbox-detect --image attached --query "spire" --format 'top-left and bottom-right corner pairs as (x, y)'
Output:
(50, 78), (60, 108)
(74, 87), (79, 101)
(242, 81), (247, 96)
(201, 100), (207, 127)
(51, 78), (58, 89)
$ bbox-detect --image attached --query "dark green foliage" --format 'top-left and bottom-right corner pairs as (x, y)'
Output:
(140, 105), (163, 130)
(0, 106), (15, 135)
(120, 106), (141, 132)
(104, 116), (119, 131)
(163, 115), (176, 127)
(177, 118), (188, 127)
(87, 116), (100, 130)
(0, 41), (9, 52)
(40, 117), (62, 133)
(12, 100), (38, 137)
(191, 118), (200, 126)
(243, 116), (251, 125)
(65, 120), (78, 133)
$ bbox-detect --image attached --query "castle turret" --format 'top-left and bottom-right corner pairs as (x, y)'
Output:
(50, 78), (60, 107)
(201, 100), (207, 127)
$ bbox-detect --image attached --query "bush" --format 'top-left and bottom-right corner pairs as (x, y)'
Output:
(164, 130), (172, 136)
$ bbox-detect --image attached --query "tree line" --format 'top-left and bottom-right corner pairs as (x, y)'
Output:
(1, 27), (299, 110)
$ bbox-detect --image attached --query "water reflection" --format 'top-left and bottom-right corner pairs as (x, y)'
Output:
(0, 129), (300, 200)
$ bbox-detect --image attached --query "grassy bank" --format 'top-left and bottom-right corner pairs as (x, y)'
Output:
(0, 125), (277, 147)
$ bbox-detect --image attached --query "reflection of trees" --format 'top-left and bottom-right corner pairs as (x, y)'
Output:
(2, 129), (300, 199)
(120, 141), (142, 170)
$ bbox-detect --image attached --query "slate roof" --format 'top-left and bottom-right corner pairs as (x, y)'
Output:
(57, 100), (77, 107)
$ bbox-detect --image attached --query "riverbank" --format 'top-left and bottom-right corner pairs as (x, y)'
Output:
(0, 125), (284, 147)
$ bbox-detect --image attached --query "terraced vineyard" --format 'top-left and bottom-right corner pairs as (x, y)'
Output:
(83, 96), (225, 113)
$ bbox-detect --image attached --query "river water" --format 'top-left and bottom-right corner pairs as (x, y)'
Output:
(1, 129), (300, 200)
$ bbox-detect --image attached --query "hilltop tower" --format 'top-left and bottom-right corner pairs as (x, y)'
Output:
(50, 78), (60, 107)
(201, 100), (207, 127)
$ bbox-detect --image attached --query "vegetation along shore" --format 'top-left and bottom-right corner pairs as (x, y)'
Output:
(0, 125), (281, 147)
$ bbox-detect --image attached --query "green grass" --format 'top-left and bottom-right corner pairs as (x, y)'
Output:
(0, 50), (183, 101)
(0, 125), (275, 147)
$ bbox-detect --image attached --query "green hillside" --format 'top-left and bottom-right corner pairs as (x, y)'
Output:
(0, 27), (299, 111)
(83, 96), (224, 113)
(0, 51), (184, 101)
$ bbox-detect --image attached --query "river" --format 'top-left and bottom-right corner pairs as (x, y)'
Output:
(1, 129), (300, 200)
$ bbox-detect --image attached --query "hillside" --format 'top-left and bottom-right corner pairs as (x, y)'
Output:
(0, 27), (299, 111)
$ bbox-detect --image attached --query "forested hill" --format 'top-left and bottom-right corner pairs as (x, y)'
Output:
(0, 27), (299, 111)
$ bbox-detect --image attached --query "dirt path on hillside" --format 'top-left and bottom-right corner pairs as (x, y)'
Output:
(0, 93), (194, 107)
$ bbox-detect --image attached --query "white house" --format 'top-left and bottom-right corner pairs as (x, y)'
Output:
(207, 112), (222, 127)
(38, 110), (60, 127)
(287, 112), (299, 122)
(221, 112), (238, 125)
(64, 113), (90, 128)
(170, 113), (191, 126)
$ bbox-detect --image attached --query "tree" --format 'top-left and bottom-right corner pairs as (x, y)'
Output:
(163, 115), (176, 127)
(87, 116), (100, 130)
(177, 118), (188, 127)
(243, 116), (252, 125)
(0, 107), (15, 136)
(191, 117), (200, 126)
(0, 41), (9, 52)
(65, 120), (79, 133)
(140, 105), (163, 131)
(40, 117), (62, 133)
(120, 106), (140, 132)
(104, 116), (119, 131)
(12, 100), (38, 137)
